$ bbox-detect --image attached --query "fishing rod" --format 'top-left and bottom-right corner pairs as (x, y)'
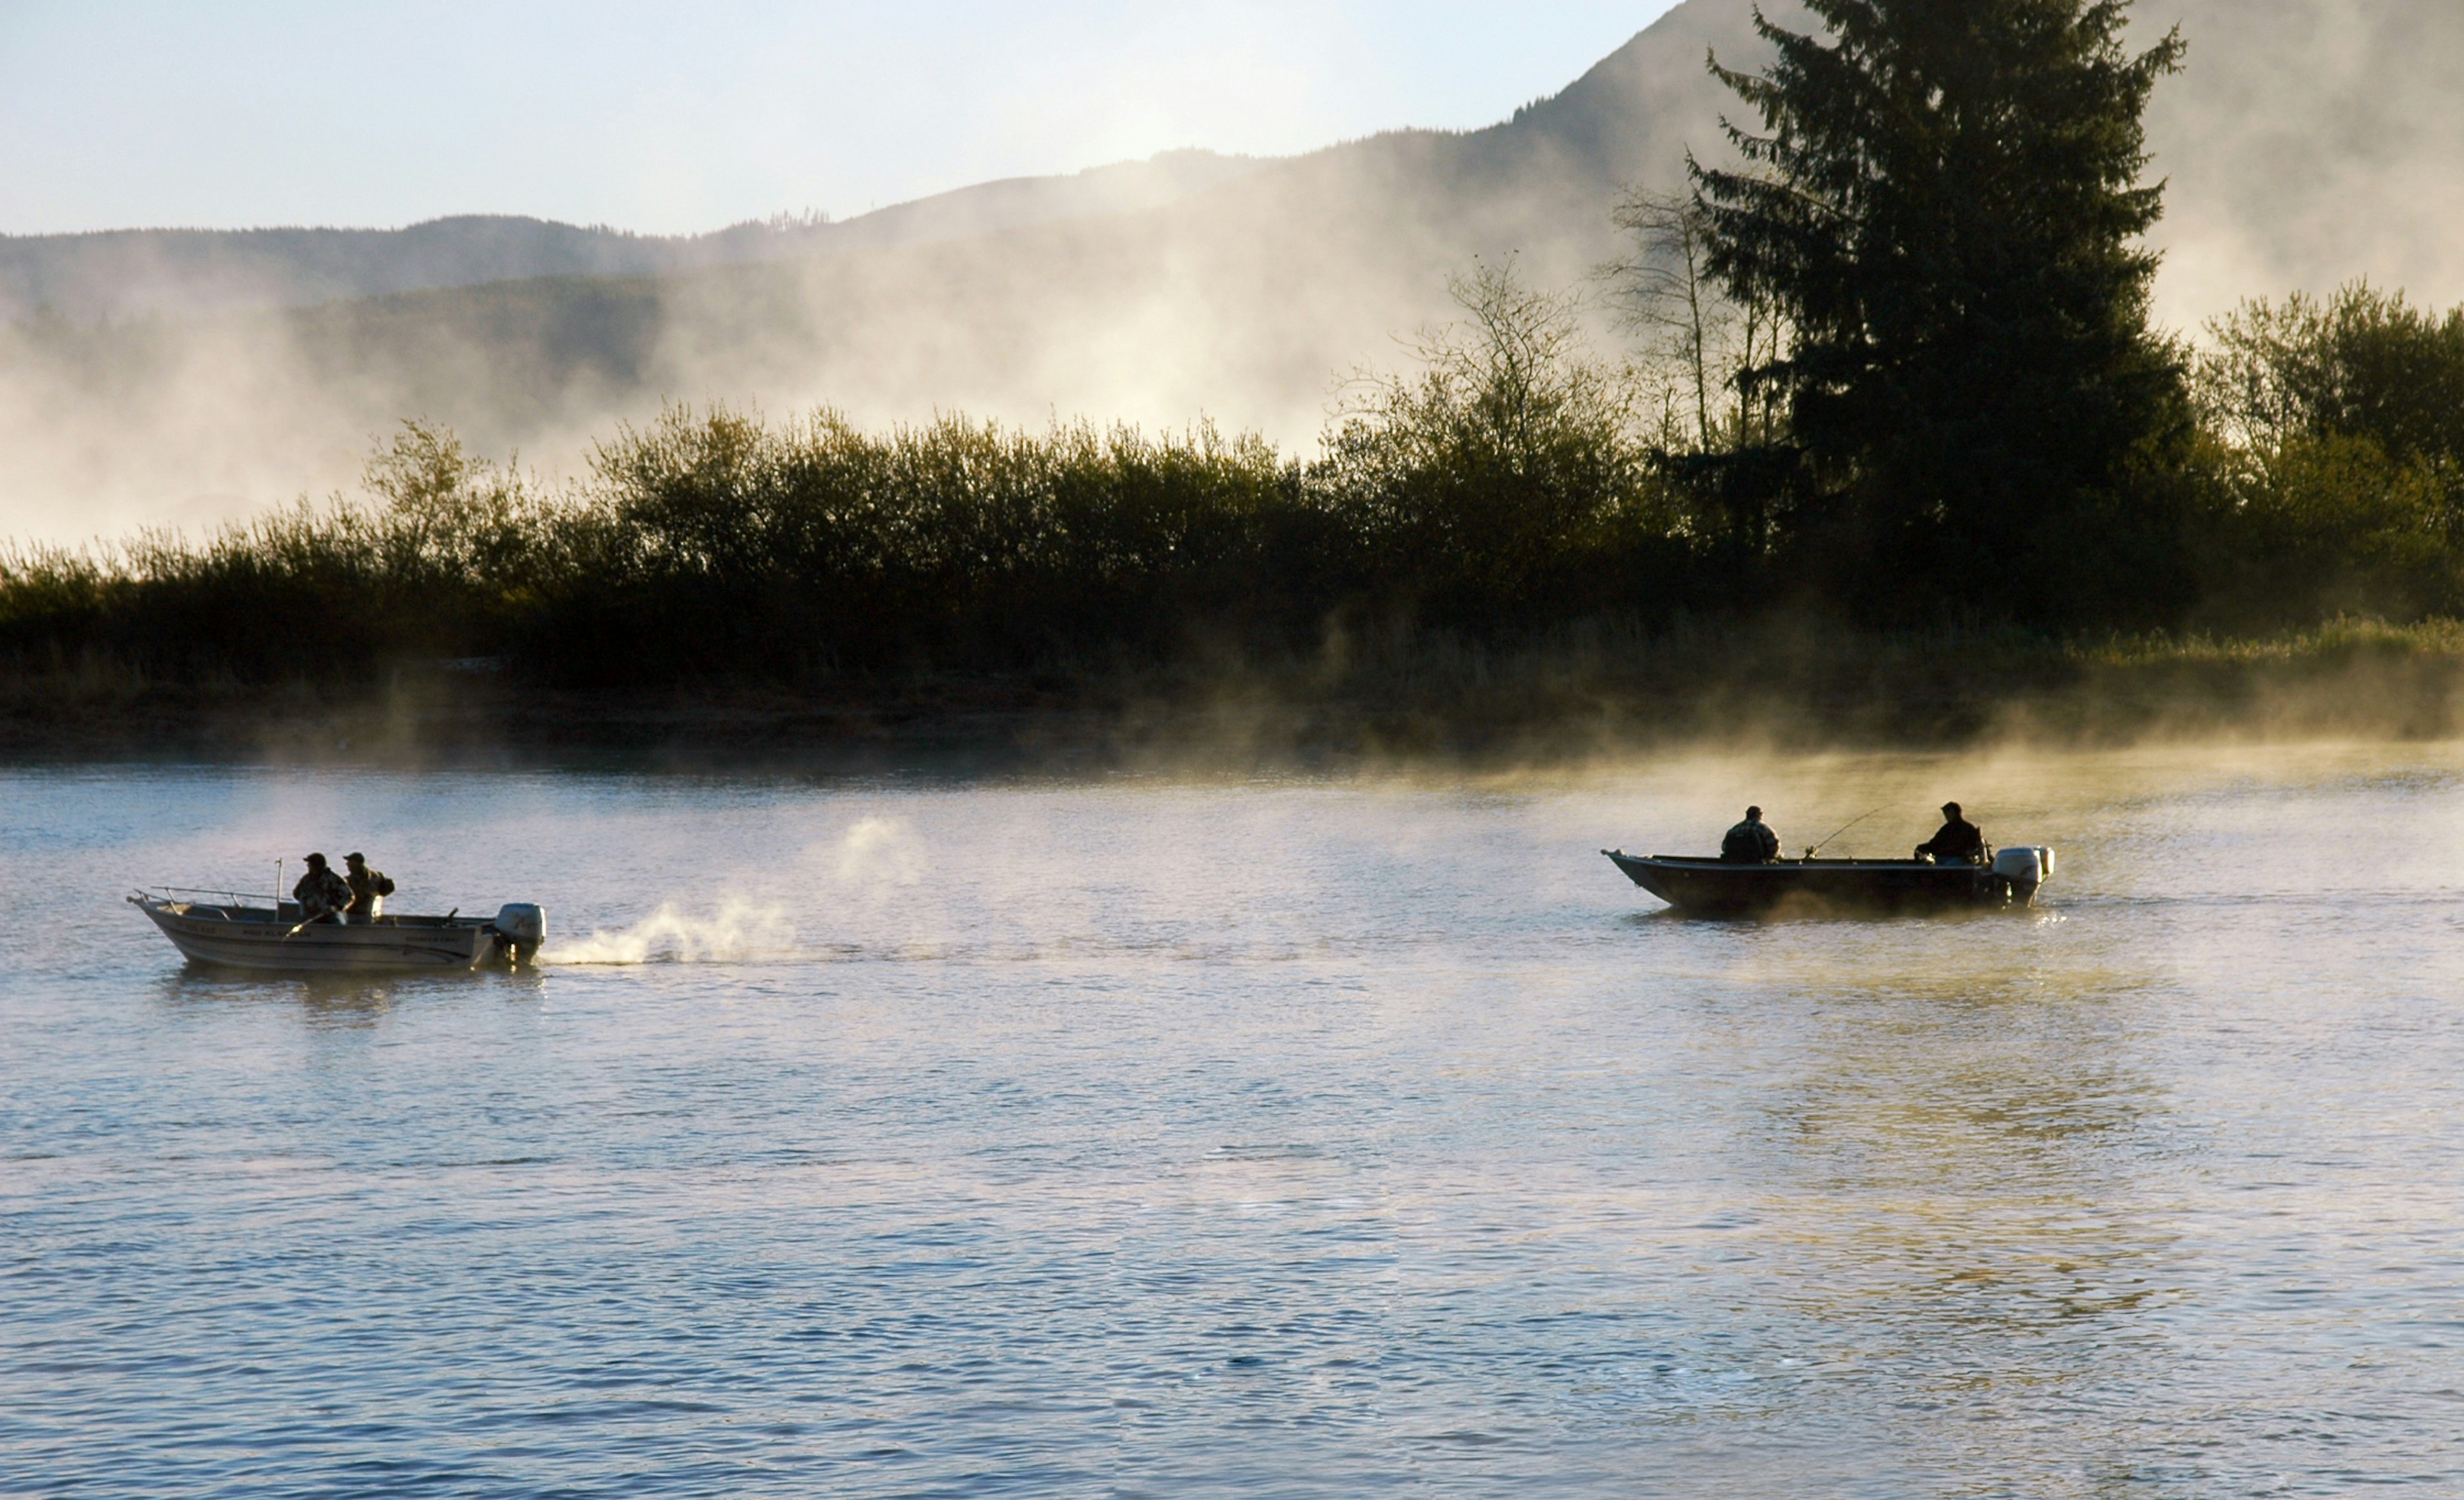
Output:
(1803, 809), (1883, 860)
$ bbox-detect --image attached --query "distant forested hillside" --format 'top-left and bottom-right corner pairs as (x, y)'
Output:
(0, 151), (1264, 322)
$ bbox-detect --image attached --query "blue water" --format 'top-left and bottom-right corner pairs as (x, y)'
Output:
(5, 746), (2463, 1496)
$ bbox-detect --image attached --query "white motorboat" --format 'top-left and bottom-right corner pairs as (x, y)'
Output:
(130, 889), (546, 972)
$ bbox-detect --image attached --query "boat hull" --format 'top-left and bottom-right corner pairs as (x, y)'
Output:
(1604, 852), (2035, 916)
(132, 896), (505, 972)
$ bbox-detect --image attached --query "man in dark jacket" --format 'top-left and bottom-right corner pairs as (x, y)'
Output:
(1915, 803), (1989, 865)
(344, 852), (395, 923)
(1722, 806), (1783, 864)
(293, 852), (352, 923)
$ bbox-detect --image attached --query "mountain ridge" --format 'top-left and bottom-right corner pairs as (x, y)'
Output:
(0, 149), (1267, 323)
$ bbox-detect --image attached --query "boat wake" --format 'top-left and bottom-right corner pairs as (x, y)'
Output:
(542, 899), (796, 966)
(538, 817), (921, 966)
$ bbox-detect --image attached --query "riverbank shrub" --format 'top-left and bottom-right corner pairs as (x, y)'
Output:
(533, 407), (1337, 684)
(2188, 286), (2464, 626)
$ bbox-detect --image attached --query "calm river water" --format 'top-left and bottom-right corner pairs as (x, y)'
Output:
(4, 745), (2462, 1497)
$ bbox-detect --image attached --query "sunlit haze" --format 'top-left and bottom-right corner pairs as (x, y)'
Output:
(0, 0), (1684, 235)
(3, 0), (2458, 547)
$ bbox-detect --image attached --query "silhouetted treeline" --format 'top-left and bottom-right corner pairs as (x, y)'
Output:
(4, 273), (2464, 692)
(0, 273), (1710, 687)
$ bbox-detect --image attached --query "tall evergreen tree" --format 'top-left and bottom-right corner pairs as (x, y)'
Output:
(1693, 0), (2191, 624)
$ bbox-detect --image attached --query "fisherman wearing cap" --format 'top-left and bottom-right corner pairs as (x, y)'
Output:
(343, 853), (395, 924)
(1915, 802), (1989, 865)
(292, 852), (353, 925)
(1720, 805), (1784, 864)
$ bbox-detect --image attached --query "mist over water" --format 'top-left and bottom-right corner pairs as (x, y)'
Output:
(5, 746), (2463, 1494)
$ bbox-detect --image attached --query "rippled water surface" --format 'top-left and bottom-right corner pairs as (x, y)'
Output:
(6, 745), (2463, 1497)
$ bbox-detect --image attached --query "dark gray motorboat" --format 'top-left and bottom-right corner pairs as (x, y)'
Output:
(1602, 846), (2054, 915)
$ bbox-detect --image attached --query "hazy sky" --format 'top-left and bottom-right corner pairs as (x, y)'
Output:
(0, 1), (1686, 237)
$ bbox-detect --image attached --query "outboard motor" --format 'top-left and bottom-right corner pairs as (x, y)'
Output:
(1989, 847), (2055, 905)
(491, 903), (547, 964)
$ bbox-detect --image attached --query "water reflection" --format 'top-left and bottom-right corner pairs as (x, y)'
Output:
(1587, 925), (2159, 1464)
(150, 963), (547, 1025)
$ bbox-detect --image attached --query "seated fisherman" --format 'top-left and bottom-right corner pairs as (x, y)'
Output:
(1721, 806), (1783, 864)
(1914, 802), (1989, 865)
(293, 851), (353, 924)
(343, 852), (395, 924)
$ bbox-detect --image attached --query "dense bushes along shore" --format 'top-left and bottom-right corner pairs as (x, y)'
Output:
(3, 275), (2463, 692)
